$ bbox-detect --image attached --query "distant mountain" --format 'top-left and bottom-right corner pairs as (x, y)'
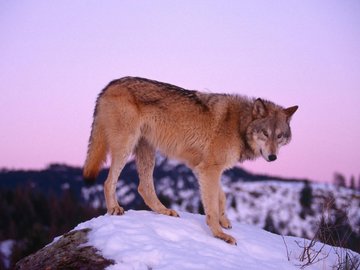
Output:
(80, 157), (360, 253)
(1, 156), (359, 257)
(0, 156), (302, 202)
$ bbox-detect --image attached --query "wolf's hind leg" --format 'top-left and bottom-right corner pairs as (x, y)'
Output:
(135, 139), (179, 217)
(219, 186), (232, 229)
(104, 132), (140, 215)
(104, 155), (126, 215)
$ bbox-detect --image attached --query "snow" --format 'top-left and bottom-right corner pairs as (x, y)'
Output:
(223, 181), (360, 237)
(72, 210), (357, 270)
(61, 182), (70, 190)
(0, 240), (15, 269)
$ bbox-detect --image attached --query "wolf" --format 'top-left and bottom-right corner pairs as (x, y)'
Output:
(83, 76), (298, 245)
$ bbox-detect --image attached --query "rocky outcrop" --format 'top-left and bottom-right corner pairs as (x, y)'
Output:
(15, 228), (114, 270)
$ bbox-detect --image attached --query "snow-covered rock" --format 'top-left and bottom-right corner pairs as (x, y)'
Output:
(19, 211), (359, 270)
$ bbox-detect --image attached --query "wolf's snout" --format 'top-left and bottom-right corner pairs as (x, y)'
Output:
(268, 154), (277, 161)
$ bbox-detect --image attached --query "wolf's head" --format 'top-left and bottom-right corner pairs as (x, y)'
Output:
(247, 98), (298, 162)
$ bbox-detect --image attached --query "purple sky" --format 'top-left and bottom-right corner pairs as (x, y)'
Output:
(1, 1), (360, 183)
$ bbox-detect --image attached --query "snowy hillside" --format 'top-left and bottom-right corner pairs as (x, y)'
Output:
(3, 159), (358, 268)
(70, 211), (358, 270)
(82, 159), (360, 244)
(224, 181), (360, 238)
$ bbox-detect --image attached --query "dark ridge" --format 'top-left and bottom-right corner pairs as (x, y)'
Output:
(0, 160), (304, 197)
(83, 176), (97, 186)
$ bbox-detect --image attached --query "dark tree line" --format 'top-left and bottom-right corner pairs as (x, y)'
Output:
(299, 181), (360, 254)
(264, 181), (360, 254)
(0, 186), (103, 270)
(333, 172), (360, 190)
(317, 208), (360, 254)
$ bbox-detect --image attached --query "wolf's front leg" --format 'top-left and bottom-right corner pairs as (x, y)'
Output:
(219, 186), (232, 229)
(196, 167), (237, 245)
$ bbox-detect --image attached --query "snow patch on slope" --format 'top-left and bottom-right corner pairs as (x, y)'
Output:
(73, 211), (357, 270)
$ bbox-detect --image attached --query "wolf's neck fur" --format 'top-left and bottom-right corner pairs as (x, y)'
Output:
(238, 97), (268, 162)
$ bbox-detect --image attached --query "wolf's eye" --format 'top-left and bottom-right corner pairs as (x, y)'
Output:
(277, 133), (283, 139)
(262, 130), (269, 137)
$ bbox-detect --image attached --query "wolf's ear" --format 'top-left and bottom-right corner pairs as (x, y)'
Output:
(284, 106), (298, 120)
(253, 98), (267, 118)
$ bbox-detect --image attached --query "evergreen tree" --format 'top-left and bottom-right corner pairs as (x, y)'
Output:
(317, 209), (360, 254)
(0, 186), (103, 269)
(299, 180), (313, 219)
(333, 172), (346, 187)
(264, 212), (279, 234)
(350, 175), (355, 190)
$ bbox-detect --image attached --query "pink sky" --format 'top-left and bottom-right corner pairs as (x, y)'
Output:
(1, 1), (359, 183)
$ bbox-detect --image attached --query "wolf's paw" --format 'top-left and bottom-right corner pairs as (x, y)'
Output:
(215, 232), (237, 245)
(220, 216), (232, 229)
(158, 208), (180, 217)
(108, 205), (124, 215)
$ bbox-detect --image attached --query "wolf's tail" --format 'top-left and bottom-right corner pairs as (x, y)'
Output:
(83, 113), (107, 183)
